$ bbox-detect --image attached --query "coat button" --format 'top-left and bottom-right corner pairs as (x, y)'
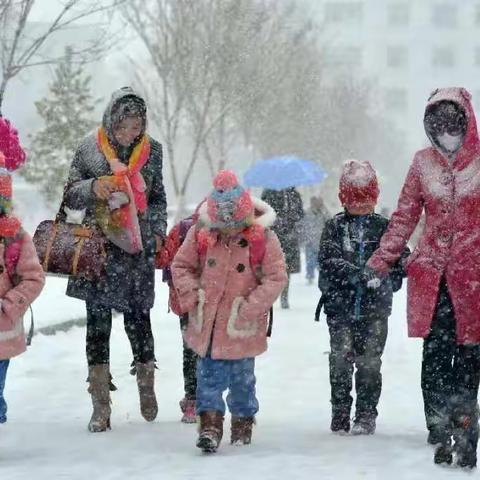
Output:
(441, 172), (453, 185)
(438, 233), (452, 244)
(236, 263), (246, 273)
(207, 258), (216, 267)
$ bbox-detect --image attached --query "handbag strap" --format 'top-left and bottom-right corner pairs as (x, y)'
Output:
(55, 188), (94, 227)
(54, 196), (68, 223)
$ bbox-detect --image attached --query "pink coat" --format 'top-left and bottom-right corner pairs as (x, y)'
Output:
(171, 198), (287, 360)
(368, 87), (480, 344)
(0, 232), (45, 359)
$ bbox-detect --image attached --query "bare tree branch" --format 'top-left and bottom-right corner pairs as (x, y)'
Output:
(0, 0), (125, 108)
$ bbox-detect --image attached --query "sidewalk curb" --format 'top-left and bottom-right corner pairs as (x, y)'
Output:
(36, 317), (87, 336)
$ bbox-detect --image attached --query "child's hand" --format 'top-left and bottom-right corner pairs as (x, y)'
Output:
(364, 266), (383, 289)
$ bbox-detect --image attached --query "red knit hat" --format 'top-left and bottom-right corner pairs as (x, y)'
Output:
(339, 159), (379, 208)
(0, 118), (26, 171)
(207, 170), (253, 228)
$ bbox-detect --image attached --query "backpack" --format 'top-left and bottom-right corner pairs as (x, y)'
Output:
(1, 235), (34, 346)
(195, 228), (274, 337)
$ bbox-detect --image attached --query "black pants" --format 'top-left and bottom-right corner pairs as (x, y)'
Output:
(422, 281), (480, 449)
(327, 314), (388, 419)
(86, 302), (155, 366)
(180, 314), (197, 400)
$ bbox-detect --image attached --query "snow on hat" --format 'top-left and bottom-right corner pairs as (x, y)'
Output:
(339, 159), (379, 208)
(207, 170), (254, 228)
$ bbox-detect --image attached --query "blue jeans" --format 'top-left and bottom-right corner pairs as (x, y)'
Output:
(0, 359), (10, 423)
(306, 244), (318, 280)
(196, 356), (259, 417)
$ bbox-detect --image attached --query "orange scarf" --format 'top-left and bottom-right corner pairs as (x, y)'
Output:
(97, 127), (150, 212)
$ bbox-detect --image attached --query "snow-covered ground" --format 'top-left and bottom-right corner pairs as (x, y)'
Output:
(0, 273), (474, 479)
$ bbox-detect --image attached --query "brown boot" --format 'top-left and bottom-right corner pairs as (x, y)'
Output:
(136, 362), (158, 422)
(197, 411), (224, 452)
(231, 416), (255, 445)
(87, 364), (111, 432)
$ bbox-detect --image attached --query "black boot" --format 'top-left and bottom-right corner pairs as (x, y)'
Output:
(330, 411), (350, 434)
(351, 414), (376, 435)
(431, 422), (453, 465)
(453, 412), (478, 469)
(434, 438), (453, 465)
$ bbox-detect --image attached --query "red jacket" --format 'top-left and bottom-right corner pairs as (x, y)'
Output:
(368, 87), (480, 344)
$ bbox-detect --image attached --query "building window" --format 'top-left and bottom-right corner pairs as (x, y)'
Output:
(387, 46), (408, 68)
(387, 3), (410, 26)
(384, 88), (407, 111)
(432, 4), (458, 28)
(432, 47), (455, 67)
(324, 47), (362, 67)
(324, 2), (363, 24)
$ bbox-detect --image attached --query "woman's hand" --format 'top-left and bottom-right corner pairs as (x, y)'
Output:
(93, 178), (117, 200)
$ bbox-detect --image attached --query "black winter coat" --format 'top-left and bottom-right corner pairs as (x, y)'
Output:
(261, 188), (304, 273)
(63, 88), (167, 312)
(318, 211), (409, 321)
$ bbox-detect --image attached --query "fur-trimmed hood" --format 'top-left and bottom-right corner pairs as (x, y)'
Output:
(198, 197), (276, 230)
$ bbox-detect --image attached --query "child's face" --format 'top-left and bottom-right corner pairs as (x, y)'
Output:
(346, 203), (376, 215)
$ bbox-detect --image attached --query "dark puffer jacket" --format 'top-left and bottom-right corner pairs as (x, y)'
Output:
(261, 188), (304, 273)
(318, 211), (409, 321)
(63, 87), (167, 312)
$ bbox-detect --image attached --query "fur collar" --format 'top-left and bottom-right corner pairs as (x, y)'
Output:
(198, 196), (276, 229)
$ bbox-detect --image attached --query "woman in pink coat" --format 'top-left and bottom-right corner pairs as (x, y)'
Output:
(0, 152), (45, 424)
(172, 170), (287, 453)
(366, 87), (480, 468)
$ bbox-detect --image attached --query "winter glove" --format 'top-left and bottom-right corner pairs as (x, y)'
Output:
(0, 118), (26, 171)
(363, 266), (383, 290)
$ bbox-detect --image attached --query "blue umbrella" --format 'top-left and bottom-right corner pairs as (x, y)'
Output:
(244, 155), (327, 190)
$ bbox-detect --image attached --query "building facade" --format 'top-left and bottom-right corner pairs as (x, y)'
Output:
(314, 0), (480, 150)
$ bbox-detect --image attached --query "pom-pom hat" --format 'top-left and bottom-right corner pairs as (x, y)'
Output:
(207, 170), (254, 229)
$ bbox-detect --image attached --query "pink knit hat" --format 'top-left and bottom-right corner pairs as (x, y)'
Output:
(207, 170), (254, 228)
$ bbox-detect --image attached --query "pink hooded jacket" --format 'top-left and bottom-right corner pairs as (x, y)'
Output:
(0, 232), (45, 359)
(368, 87), (480, 344)
(171, 198), (287, 360)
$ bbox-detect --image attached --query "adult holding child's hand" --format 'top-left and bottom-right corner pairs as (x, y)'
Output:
(367, 87), (480, 469)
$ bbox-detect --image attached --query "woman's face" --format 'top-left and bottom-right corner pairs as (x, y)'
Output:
(113, 116), (143, 147)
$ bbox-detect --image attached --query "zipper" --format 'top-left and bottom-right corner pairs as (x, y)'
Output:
(354, 218), (365, 322)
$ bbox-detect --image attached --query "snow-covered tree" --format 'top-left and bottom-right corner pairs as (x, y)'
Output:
(23, 47), (97, 203)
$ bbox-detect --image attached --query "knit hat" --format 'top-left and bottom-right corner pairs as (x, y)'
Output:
(0, 117), (26, 171)
(206, 170), (254, 229)
(339, 159), (379, 208)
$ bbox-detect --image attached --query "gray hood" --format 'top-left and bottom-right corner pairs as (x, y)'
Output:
(102, 86), (147, 141)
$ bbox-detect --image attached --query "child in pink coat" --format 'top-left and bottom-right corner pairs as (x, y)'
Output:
(172, 170), (287, 453)
(0, 141), (45, 423)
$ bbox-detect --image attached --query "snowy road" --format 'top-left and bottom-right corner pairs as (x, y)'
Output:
(0, 274), (474, 479)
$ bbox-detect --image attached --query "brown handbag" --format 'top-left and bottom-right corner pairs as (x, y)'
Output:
(33, 202), (106, 280)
